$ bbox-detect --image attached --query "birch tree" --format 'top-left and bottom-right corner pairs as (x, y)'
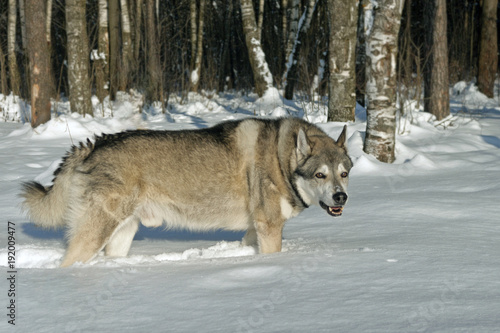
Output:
(120, 0), (132, 91)
(189, 0), (206, 93)
(283, 0), (317, 100)
(282, 0), (288, 53)
(256, 0), (265, 40)
(327, 0), (359, 122)
(94, 0), (109, 103)
(477, 0), (498, 98)
(8, 0), (20, 96)
(240, 0), (274, 97)
(363, 0), (404, 163)
(25, 0), (53, 127)
(423, 0), (450, 121)
(284, 0), (300, 65)
(66, 0), (93, 116)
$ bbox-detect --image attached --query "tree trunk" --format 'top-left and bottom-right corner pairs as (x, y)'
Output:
(355, 0), (366, 106)
(46, 0), (53, 44)
(190, 0), (198, 71)
(8, 0), (20, 96)
(108, 0), (120, 100)
(477, 0), (498, 98)
(66, 0), (93, 116)
(145, 0), (163, 104)
(327, 0), (358, 122)
(95, 0), (109, 103)
(257, 0), (265, 40)
(283, 0), (316, 100)
(25, 0), (53, 127)
(285, 0), (300, 65)
(190, 0), (206, 93)
(240, 0), (274, 97)
(423, 0), (450, 121)
(120, 0), (132, 91)
(363, 0), (404, 164)
(18, 0), (27, 51)
(0, 44), (8, 94)
(133, 0), (143, 71)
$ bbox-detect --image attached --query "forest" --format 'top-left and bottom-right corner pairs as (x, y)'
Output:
(0, 0), (498, 163)
(1, 2), (500, 331)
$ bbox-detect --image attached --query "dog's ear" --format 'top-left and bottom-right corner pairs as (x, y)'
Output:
(336, 125), (347, 150)
(296, 128), (311, 160)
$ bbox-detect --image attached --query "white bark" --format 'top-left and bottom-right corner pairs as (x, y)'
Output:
(283, 0), (317, 99)
(240, 0), (274, 97)
(283, 0), (316, 80)
(285, 0), (300, 63)
(190, 0), (206, 92)
(8, 0), (17, 56)
(190, 0), (197, 62)
(120, 0), (132, 89)
(8, 0), (20, 95)
(95, 0), (109, 102)
(363, 0), (404, 163)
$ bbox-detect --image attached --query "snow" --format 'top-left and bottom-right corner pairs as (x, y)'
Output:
(190, 70), (199, 86)
(1, 82), (500, 332)
(90, 49), (106, 61)
(250, 38), (274, 88)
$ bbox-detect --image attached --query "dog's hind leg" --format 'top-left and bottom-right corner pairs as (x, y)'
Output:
(105, 216), (139, 257)
(60, 204), (125, 267)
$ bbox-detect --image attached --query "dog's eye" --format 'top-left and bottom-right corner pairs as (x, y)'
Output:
(315, 172), (326, 179)
(341, 172), (348, 178)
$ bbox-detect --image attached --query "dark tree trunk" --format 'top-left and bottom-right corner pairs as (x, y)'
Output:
(0, 44), (7, 95)
(423, 0), (450, 121)
(477, 0), (498, 98)
(326, 0), (358, 122)
(25, 0), (53, 127)
(108, 0), (120, 100)
(145, 0), (163, 105)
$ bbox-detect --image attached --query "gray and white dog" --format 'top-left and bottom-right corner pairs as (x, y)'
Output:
(21, 117), (352, 267)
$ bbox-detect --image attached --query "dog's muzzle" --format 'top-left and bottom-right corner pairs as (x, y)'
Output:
(320, 192), (348, 217)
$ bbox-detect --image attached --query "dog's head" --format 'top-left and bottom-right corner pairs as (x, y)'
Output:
(293, 125), (352, 217)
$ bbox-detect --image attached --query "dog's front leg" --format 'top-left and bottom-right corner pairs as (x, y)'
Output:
(255, 221), (283, 254)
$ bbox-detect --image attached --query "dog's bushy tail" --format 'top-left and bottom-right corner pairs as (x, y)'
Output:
(20, 139), (95, 228)
(21, 181), (69, 228)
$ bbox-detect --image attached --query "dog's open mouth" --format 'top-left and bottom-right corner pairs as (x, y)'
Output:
(320, 201), (343, 217)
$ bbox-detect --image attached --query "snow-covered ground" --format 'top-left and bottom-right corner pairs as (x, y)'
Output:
(1, 84), (499, 332)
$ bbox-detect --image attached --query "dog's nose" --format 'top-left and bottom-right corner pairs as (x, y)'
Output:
(333, 192), (348, 205)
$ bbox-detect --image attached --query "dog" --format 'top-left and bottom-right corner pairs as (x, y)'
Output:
(21, 117), (352, 267)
